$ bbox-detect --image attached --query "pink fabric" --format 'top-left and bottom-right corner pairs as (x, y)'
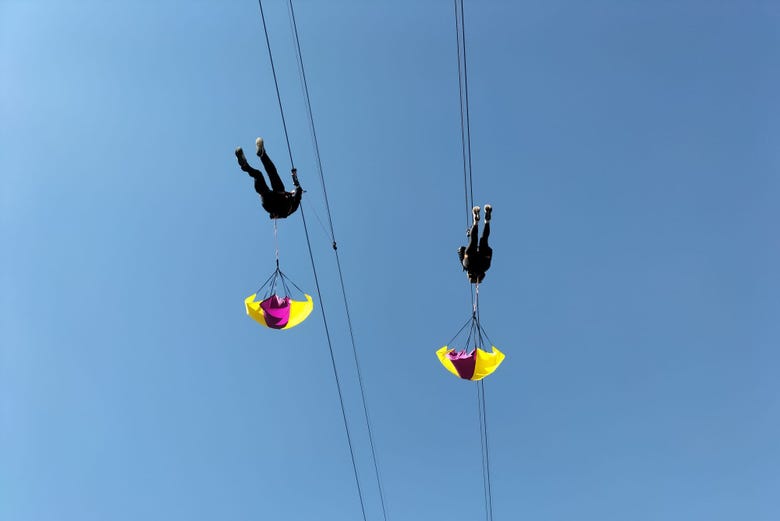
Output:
(259, 295), (292, 329)
(447, 349), (476, 360)
(447, 348), (477, 379)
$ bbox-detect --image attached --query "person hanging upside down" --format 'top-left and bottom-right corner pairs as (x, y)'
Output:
(235, 137), (302, 219)
(458, 204), (492, 284)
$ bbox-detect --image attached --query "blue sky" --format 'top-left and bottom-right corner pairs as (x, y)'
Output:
(2, 1), (779, 520)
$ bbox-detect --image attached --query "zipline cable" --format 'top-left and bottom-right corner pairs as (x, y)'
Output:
(286, 0), (336, 246)
(255, 2), (368, 520)
(285, 1), (391, 520)
(474, 291), (493, 521)
(477, 383), (490, 521)
(473, 297), (490, 521)
(477, 287), (494, 521)
(299, 203), (369, 521)
(454, 0), (475, 221)
(454, 1), (496, 518)
(480, 380), (495, 521)
(454, 0), (471, 229)
(257, 0), (295, 169)
(454, 0), (477, 310)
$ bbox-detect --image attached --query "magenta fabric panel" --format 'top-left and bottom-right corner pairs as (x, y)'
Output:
(260, 295), (292, 329)
(447, 349), (477, 380)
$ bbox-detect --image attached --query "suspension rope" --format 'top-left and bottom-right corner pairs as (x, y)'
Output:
(447, 316), (475, 347)
(255, 3), (368, 520)
(285, 2), (391, 520)
(255, 269), (277, 297)
(273, 218), (280, 267)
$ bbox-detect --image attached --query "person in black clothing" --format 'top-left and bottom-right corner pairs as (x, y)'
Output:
(458, 205), (492, 284)
(235, 137), (302, 219)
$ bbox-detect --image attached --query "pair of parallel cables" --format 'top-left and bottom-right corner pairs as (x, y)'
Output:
(454, 0), (496, 520)
(256, 1), (497, 520)
(256, 2), (389, 521)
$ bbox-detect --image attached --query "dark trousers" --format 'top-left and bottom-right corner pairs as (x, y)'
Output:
(466, 221), (491, 255)
(463, 221), (492, 282)
(242, 151), (286, 196)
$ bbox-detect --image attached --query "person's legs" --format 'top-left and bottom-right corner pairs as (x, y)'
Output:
(466, 222), (479, 255)
(463, 206), (482, 278)
(479, 221), (492, 274)
(479, 221), (490, 248)
(236, 148), (270, 195)
(480, 247), (492, 275)
(254, 176), (271, 196)
(480, 221), (492, 266)
(256, 139), (286, 192)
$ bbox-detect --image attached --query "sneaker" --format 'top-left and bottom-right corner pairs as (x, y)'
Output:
(472, 206), (480, 222)
(256, 137), (265, 157)
(235, 147), (248, 166)
(484, 204), (492, 222)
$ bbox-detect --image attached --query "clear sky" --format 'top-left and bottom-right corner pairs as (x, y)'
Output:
(2, 1), (779, 520)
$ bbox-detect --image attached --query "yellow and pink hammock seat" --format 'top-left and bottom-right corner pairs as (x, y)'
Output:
(436, 313), (505, 380)
(436, 345), (504, 381)
(245, 267), (313, 330)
